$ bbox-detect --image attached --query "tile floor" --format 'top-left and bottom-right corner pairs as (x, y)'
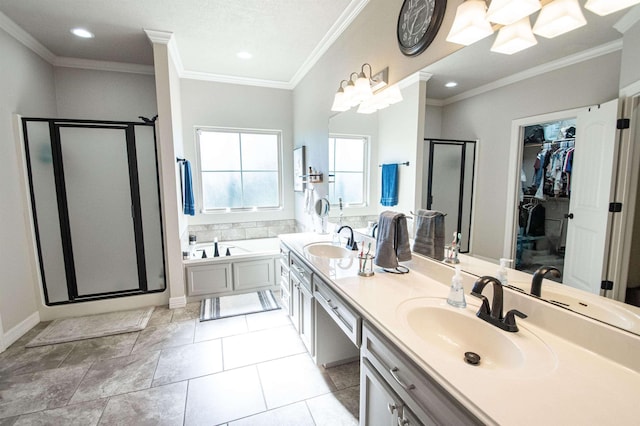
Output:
(0, 304), (360, 425)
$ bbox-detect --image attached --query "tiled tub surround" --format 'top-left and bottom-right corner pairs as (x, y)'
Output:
(280, 232), (640, 425)
(186, 219), (297, 243)
(0, 306), (359, 425)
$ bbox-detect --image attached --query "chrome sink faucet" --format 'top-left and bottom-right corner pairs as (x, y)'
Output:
(471, 276), (527, 332)
(531, 266), (562, 297)
(337, 225), (358, 251)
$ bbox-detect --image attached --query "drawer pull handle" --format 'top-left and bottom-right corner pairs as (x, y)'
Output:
(390, 367), (415, 391)
(388, 403), (398, 414)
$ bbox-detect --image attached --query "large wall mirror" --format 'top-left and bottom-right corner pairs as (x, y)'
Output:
(329, 6), (640, 336)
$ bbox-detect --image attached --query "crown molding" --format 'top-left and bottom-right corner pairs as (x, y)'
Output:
(53, 57), (154, 75)
(0, 11), (55, 63)
(614, 5), (640, 34)
(399, 71), (433, 89)
(288, 0), (370, 88)
(181, 70), (292, 90)
(440, 39), (623, 106)
(144, 29), (173, 45)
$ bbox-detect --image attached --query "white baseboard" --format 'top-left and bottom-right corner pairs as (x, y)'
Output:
(1, 311), (40, 352)
(169, 296), (187, 309)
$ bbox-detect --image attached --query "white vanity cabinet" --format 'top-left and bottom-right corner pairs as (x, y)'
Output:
(289, 252), (314, 354)
(361, 322), (481, 426)
(185, 255), (277, 297)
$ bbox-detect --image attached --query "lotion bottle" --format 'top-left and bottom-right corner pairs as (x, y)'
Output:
(447, 266), (466, 308)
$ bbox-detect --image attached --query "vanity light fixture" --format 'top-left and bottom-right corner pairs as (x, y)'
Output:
(331, 65), (392, 113)
(71, 28), (94, 38)
(446, 0), (495, 45)
(486, 0), (541, 26)
(357, 84), (403, 114)
(533, 0), (586, 39)
(490, 17), (538, 55)
(585, 0), (640, 16)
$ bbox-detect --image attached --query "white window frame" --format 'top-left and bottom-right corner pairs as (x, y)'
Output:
(328, 133), (369, 208)
(196, 127), (283, 213)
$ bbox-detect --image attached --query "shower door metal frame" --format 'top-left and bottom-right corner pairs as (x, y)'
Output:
(425, 138), (476, 254)
(22, 118), (166, 305)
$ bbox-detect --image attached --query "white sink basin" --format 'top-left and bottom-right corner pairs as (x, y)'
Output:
(304, 243), (355, 259)
(397, 298), (557, 376)
(536, 287), (640, 334)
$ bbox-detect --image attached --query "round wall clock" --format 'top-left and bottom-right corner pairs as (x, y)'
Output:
(397, 0), (447, 57)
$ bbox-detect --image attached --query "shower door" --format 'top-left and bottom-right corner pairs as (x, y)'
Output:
(425, 139), (476, 253)
(23, 118), (165, 304)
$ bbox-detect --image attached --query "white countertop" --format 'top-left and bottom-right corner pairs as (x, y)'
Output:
(280, 232), (640, 425)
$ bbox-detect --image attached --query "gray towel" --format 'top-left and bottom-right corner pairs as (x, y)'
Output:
(374, 211), (412, 268)
(413, 209), (445, 260)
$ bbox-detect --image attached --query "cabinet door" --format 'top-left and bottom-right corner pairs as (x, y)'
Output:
(361, 357), (402, 426)
(299, 283), (314, 354)
(187, 263), (232, 296)
(290, 273), (301, 332)
(233, 258), (275, 291)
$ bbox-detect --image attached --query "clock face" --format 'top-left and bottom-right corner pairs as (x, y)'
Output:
(397, 0), (446, 57)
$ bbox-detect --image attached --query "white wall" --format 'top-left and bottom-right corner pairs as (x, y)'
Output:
(620, 20), (640, 90)
(180, 79), (294, 225)
(54, 68), (156, 121)
(440, 51), (622, 261)
(0, 27), (57, 347)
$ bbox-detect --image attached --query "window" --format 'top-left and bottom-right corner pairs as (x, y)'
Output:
(328, 135), (368, 207)
(197, 128), (282, 211)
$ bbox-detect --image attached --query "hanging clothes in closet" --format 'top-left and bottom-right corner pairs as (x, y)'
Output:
(532, 140), (575, 199)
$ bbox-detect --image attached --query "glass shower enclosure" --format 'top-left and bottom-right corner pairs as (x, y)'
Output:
(22, 118), (165, 305)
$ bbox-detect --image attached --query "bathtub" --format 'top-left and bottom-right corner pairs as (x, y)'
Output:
(183, 237), (281, 298)
(184, 237), (280, 262)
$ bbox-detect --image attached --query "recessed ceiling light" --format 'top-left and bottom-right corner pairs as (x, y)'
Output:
(445, 81), (458, 88)
(237, 51), (252, 59)
(71, 28), (94, 38)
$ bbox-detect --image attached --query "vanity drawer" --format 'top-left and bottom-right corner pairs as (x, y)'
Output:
(314, 276), (361, 347)
(290, 252), (312, 292)
(361, 322), (481, 425)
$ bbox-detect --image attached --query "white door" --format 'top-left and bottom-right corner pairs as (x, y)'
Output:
(563, 99), (618, 294)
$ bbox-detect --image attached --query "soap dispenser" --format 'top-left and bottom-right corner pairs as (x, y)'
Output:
(447, 266), (466, 308)
(497, 258), (512, 286)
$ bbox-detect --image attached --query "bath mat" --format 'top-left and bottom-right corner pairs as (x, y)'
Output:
(26, 307), (155, 347)
(200, 290), (280, 321)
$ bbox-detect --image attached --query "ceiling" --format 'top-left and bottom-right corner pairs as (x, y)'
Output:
(0, 0), (358, 86)
(0, 1), (636, 97)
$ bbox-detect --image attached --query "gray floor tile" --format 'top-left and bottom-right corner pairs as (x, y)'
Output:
(69, 351), (160, 404)
(0, 417), (17, 426)
(3, 324), (50, 350)
(194, 315), (248, 342)
(131, 320), (195, 353)
(325, 360), (360, 390)
(245, 309), (290, 332)
(228, 402), (314, 426)
(185, 366), (266, 426)
(59, 333), (138, 367)
(147, 306), (174, 326)
(0, 342), (75, 379)
(99, 381), (187, 426)
(306, 387), (360, 425)
(171, 302), (200, 323)
(152, 339), (223, 386)
(222, 325), (306, 370)
(258, 353), (335, 409)
(13, 399), (107, 426)
(0, 364), (90, 419)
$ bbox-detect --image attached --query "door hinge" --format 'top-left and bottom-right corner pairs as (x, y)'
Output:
(601, 280), (614, 291)
(617, 118), (630, 129)
(609, 202), (623, 213)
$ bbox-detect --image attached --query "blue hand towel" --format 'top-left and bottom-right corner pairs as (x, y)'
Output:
(182, 160), (195, 216)
(380, 163), (398, 207)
